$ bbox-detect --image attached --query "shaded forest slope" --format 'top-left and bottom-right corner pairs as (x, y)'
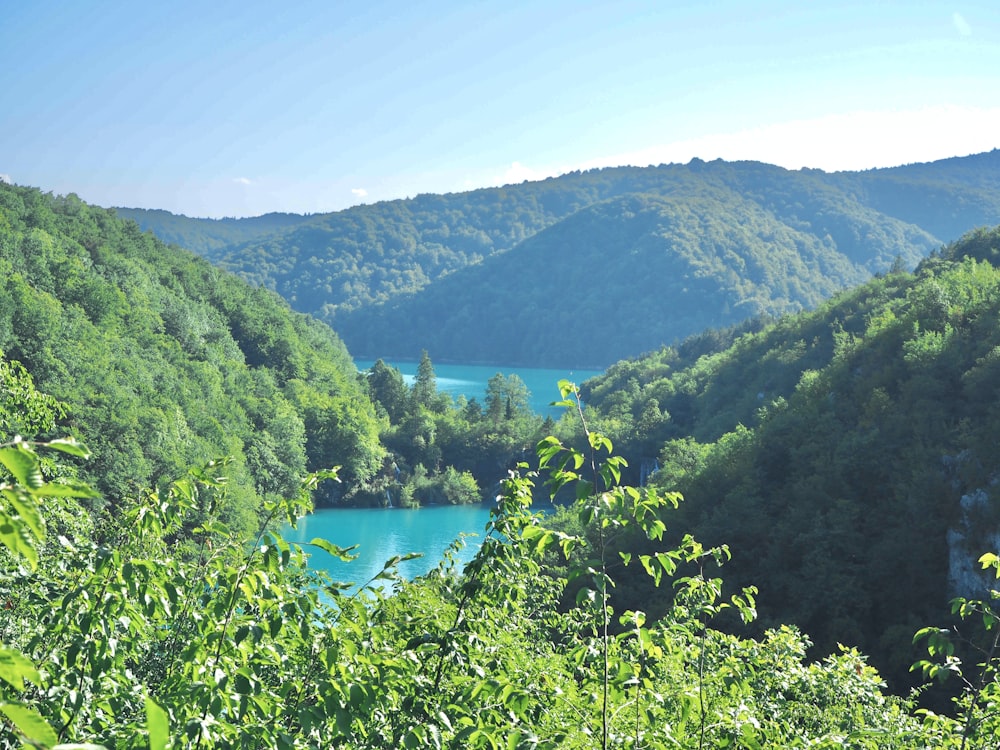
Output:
(570, 225), (1000, 688)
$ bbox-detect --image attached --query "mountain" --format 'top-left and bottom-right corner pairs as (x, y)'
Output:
(116, 150), (1000, 368)
(569, 225), (1000, 689)
(114, 207), (316, 255)
(0, 184), (384, 533)
(336, 185), (929, 367)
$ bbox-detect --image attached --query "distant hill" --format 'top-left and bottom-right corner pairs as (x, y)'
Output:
(114, 207), (316, 255)
(116, 150), (1000, 368)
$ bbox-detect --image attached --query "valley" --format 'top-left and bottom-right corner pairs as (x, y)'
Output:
(4, 156), (1000, 746)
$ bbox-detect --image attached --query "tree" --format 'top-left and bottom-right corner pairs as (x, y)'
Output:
(411, 350), (438, 410)
(365, 359), (408, 421)
(484, 373), (530, 425)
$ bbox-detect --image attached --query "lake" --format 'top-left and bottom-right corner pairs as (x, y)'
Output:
(283, 503), (494, 588)
(355, 360), (603, 416)
(285, 361), (602, 587)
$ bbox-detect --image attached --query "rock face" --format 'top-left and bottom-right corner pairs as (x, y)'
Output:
(948, 486), (1000, 599)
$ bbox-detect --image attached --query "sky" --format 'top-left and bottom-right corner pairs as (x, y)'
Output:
(2, 0), (999, 218)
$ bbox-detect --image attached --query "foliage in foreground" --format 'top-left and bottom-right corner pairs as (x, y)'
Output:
(3, 383), (1000, 747)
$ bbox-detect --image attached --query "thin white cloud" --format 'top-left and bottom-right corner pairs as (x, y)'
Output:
(351, 188), (368, 198)
(953, 12), (972, 36)
(478, 106), (1000, 197)
(502, 161), (548, 184)
(233, 176), (253, 186)
(464, 106), (1000, 212)
(0, 173), (11, 184)
(568, 105), (1000, 174)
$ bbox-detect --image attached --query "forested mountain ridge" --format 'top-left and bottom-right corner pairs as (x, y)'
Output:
(565, 225), (1000, 690)
(836, 149), (1000, 241)
(0, 183), (384, 533)
(339, 187), (932, 366)
(118, 150), (1000, 367)
(114, 206), (316, 255)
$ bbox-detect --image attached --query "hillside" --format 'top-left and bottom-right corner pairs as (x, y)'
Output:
(0, 184), (384, 532)
(569, 225), (1000, 689)
(117, 150), (1000, 368)
(337, 186), (928, 366)
(114, 207), (316, 255)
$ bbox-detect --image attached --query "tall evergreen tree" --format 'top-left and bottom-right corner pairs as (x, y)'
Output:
(411, 350), (437, 410)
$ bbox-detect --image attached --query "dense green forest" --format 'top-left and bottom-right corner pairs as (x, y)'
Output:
(3, 350), (1000, 747)
(120, 150), (1000, 367)
(0, 184), (552, 516)
(112, 208), (315, 256)
(561, 225), (1000, 693)
(0, 183), (387, 533)
(5, 183), (1000, 746)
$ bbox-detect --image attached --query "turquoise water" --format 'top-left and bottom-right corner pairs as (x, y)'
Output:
(283, 504), (494, 587)
(286, 362), (603, 587)
(355, 360), (603, 416)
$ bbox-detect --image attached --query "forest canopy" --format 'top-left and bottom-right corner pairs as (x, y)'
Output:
(0, 183), (384, 534)
(566, 225), (1000, 692)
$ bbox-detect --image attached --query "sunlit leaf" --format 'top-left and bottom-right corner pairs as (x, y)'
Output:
(0, 647), (41, 691)
(44, 437), (92, 458)
(308, 538), (359, 561)
(5, 489), (44, 540)
(0, 514), (38, 569)
(145, 696), (169, 750)
(0, 446), (43, 489)
(29, 480), (100, 499)
(0, 702), (58, 747)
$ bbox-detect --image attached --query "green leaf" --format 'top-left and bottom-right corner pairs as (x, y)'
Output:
(308, 538), (358, 561)
(44, 437), (91, 458)
(5, 489), (44, 540)
(556, 379), (578, 399)
(0, 702), (59, 747)
(587, 431), (612, 454)
(639, 555), (662, 587)
(271, 534), (291, 566)
(145, 696), (169, 750)
(373, 552), (422, 581)
(0, 647), (41, 691)
(980, 552), (1000, 578)
(30, 480), (100, 499)
(0, 446), (43, 489)
(0, 514), (38, 569)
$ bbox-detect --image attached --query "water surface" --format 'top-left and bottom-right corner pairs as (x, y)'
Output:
(284, 504), (494, 587)
(290, 361), (599, 589)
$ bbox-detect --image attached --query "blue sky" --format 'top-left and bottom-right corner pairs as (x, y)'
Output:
(2, 1), (998, 217)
